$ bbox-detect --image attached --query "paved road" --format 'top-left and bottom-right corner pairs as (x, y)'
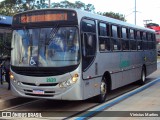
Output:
(0, 63), (160, 120)
(74, 63), (160, 120)
(85, 80), (160, 120)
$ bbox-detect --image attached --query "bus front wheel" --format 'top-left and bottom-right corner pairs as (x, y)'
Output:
(95, 77), (107, 103)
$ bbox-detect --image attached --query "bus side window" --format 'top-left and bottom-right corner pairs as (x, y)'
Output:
(141, 31), (148, 50)
(81, 18), (96, 71)
(122, 27), (129, 50)
(136, 31), (143, 50)
(82, 19), (96, 33)
(81, 18), (96, 57)
(153, 34), (156, 49)
(98, 22), (110, 51)
(151, 33), (156, 50)
(129, 29), (137, 50)
(83, 33), (96, 57)
(111, 25), (121, 51)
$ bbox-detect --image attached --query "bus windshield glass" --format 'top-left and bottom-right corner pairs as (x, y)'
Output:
(11, 27), (80, 67)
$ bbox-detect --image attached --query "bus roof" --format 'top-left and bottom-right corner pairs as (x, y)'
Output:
(73, 9), (155, 32)
(13, 8), (155, 33)
(0, 15), (12, 25)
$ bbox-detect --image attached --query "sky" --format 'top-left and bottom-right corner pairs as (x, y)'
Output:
(51, 0), (160, 27)
(0, 0), (160, 27)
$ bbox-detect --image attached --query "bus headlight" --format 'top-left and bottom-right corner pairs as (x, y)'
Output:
(10, 72), (18, 83)
(10, 72), (15, 80)
(59, 74), (79, 88)
(10, 74), (14, 80)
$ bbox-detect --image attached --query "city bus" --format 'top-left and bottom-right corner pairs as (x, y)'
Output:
(10, 9), (157, 103)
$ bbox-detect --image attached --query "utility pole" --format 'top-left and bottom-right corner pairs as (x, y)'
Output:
(134, 0), (137, 25)
(48, 0), (51, 8)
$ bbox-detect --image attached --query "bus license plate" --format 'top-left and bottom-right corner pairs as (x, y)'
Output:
(33, 90), (44, 94)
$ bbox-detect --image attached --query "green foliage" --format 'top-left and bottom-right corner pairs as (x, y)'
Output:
(51, 0), (95, 12)
(0, 0), (95, 16)
(0, 0), (125, 21)
(98, 11), (126, 21)
(0, 0), (16, 16)
(0, 0), (48, 16)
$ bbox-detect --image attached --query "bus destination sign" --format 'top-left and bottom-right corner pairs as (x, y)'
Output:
(12, 10), (78, 27)
(21, 13), (68, 23)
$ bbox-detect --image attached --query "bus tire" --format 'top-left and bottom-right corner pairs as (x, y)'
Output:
(95, 77), (107, 103)
(139, 67), (146, 85)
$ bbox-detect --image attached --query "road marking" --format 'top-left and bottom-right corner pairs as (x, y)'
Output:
(75, 78), (160, 120)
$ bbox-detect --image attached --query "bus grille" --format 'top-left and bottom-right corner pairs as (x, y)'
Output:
(11, 66), (65, 77)
(11, 65), (78, 77)
(25, 93), (54, 97)
(21, 82), (58, 87)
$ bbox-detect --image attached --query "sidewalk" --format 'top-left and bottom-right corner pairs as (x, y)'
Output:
(75, 78), (160, 120)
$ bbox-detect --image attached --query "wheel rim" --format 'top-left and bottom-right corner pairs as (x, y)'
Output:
(100, 80), (107, 98)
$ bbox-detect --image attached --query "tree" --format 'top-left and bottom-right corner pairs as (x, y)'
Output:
(0, 0), (16, 16)
(0, 0), (49, 16)
(98, 11), (126, 21)
(0, 0), (124, 21)
(84, 4), (95, 12)
(51, 0), (95, 12)
(74, 1), (85, 10)
(6, 0), (95, 14)
(14, 0), (49, 11)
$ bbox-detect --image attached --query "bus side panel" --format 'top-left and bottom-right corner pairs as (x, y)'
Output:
(124, 68), (141, 83)
(110, 70), (141, 90)
(145, 50), (157, 76)
(122, 70), (132, 86)
(82, 52), (121, 79)
(132, 67), (141, 81)
(94, 77), (102, 96)
(111, 67), (141, 90)
(130, 52), (143, 68)
(82, 77), (103, 99)
(120, 52), (133, 86)
(146, 63), (157, 76)
(129, 52), (143, 81)
(111, 72), (123, 90)
(95, 52), (123, 90)
(82, 52), (122, 96)
(82, 79), (96, 100)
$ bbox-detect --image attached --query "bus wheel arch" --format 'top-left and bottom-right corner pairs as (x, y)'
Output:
(103, 72), (112, 92)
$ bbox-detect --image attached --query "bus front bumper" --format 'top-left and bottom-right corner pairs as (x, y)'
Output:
(11, 81), (83, 101)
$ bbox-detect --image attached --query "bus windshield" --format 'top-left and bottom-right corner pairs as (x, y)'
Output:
(11, 27), (80, 67)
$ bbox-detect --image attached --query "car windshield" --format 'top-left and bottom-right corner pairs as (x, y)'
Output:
(11, 27), (80, 67)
